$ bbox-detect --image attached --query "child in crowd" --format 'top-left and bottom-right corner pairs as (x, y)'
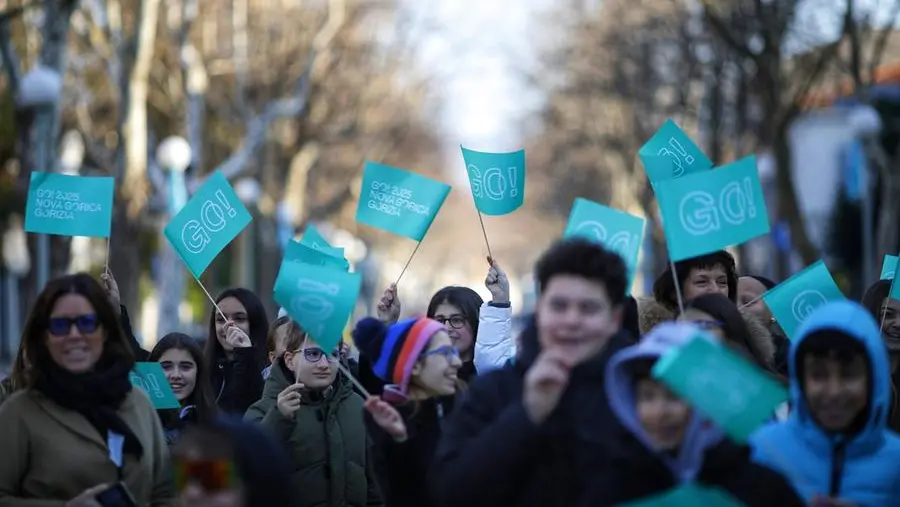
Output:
(751, 300), (900, 507)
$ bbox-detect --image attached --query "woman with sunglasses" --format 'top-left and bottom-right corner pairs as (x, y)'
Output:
(244, 320), (383, 507)
(0, 273), (172, 506)
(149, 332), (217, 446)
(352, 316), (463, 507)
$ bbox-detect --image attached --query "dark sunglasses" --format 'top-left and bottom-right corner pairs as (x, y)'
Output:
(47, 314), (99, 336)
(423, 345), (460, 361)
(300, 347), (340, 363)
(434, 315), (467, 330)
(174, 458), (238, 493)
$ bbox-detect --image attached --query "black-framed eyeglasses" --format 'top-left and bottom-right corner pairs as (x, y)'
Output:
(434, 315), (467, 330)
(300, 347), (340, 363)
(422, 345), (460, 361)
(48, 314), (99, 337)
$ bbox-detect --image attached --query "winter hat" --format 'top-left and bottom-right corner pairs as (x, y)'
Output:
(353, 317), (445, 393)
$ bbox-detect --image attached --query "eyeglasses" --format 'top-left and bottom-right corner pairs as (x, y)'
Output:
(690, 320), (725, 331)
(47, 314), (99, 337)
(422, 345), (460, 361)
(434, 315), (467, 330)
(174, 458), (238, 493)
(300, 347), (340, 363)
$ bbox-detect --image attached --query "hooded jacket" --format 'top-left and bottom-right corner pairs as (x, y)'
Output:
(594, 323), (803, 506)
(750, 301), (900, 506)
(430, 315), (635, 507)
(244, 359), (383, 507)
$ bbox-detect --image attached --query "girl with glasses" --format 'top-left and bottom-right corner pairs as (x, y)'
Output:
(0, 273), (172, 506)
(244, 320), (383, 507)
(352, 316), (463, 507)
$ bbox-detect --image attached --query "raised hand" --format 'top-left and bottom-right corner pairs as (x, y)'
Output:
(365, 396), (408, 442)
(277, 383), (306, 419)
(485, 257), (510, 305)
(224, 323), (252, 349)
(523, 348), (574, 425)
(376, 283), (401, 324)
(100, 271), (122, 316)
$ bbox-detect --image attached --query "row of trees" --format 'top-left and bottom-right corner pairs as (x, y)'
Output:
(0, 0), (447, 322)
(524, 0), (900, 288)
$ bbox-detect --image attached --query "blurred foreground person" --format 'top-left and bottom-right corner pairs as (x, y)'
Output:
(751, 301), (900, 507)
(173, 415), (295, 507)
(593, 322), (803, 506)
(430, 238), (633, 507)
(0, 273), (172, 506)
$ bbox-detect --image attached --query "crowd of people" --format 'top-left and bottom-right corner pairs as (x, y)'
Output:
(0, 237), (899, 506)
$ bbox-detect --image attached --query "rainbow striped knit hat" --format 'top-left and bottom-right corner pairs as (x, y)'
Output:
(352, 317), (445, 393)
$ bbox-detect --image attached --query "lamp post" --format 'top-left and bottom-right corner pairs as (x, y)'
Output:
(849, 104), (883, 286)
(16, 65), (63, 294)
(156, 136), (192, 337)
(235, 178), (261, 290)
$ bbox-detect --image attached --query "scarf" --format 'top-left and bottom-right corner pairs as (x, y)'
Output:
(35, 358), (144, 460)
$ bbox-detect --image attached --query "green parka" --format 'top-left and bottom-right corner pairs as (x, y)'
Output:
(245, 360), (383, 507)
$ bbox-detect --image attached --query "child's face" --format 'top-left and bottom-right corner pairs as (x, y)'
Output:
(635, 378), (692, 451)
(802, 354), (869, 432)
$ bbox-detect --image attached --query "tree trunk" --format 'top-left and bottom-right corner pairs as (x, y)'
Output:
(772, 125), (820, 268)
(109, 207), (142, 327)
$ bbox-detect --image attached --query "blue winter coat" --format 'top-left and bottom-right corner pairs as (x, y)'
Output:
(750, 300), (900, 506)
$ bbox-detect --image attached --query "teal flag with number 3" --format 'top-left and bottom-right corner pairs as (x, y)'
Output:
(460, 146), (526, 216)
(24, 172), (115, 238)
(656, 156), (769, 262)
(638, 120), (713, 185)
(355, 161), (451, 241)
(164, 171), (253, 278)
(274, 261), (362, 352)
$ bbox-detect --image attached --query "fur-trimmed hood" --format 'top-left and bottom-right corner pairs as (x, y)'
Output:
(635, 297), (776, 369)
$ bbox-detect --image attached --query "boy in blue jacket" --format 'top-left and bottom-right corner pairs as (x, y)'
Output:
(750, 300), (900, 507)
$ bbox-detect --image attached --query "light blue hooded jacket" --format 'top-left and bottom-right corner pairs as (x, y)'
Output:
(750, 300), (900, 506)
(605, 322), (726, 482)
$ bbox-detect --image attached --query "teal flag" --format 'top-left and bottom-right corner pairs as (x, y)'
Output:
(274, 261), (362, 352)
(617, 483), (746, 507)
(656, 156), (769, 262)
(299, 225), (348, 267)
(881, 254), (898, 280)
(891, 256), (900, 301)
(762, 260), (845, 340)
(563, 198), (645, 295)
(460, 146), (526, 216)
(130, 363), (181, 410)
(164, 171), (253, 278)
(355, 161), (451, 241)
(24, 172), (115, 238)
(284, 241), (349, 272)
(638, 119), (713, 184)
(653, 333), (788, 443)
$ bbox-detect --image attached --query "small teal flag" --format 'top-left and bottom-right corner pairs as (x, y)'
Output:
(762, 260), (845, 340)
(653, 333), (788, 443)
(891, 256), (900, 301)
(164, 171), (253, 278)
(656, 156), (769, 262)
(881, 254), (898, 280)
(284, 241), (349, 272)
(24, 172), (115, 238)
(616, 483), (746, 507)
(460, 146), (526, 216)
(130, 362), (181, 410)
(274, 261), (362, 352)
(563, 198), (645, 295)
(638, 119), (713, 184)
(355, 161), (451, 241)
(300, 225), (347, 264)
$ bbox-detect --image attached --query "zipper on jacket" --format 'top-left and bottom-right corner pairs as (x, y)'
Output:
(828, 440), (847, 497)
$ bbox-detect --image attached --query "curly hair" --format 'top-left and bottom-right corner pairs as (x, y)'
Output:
(535, 237), (628, 306)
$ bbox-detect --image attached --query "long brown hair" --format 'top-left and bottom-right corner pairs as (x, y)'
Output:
(20, 273), (134, 387)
